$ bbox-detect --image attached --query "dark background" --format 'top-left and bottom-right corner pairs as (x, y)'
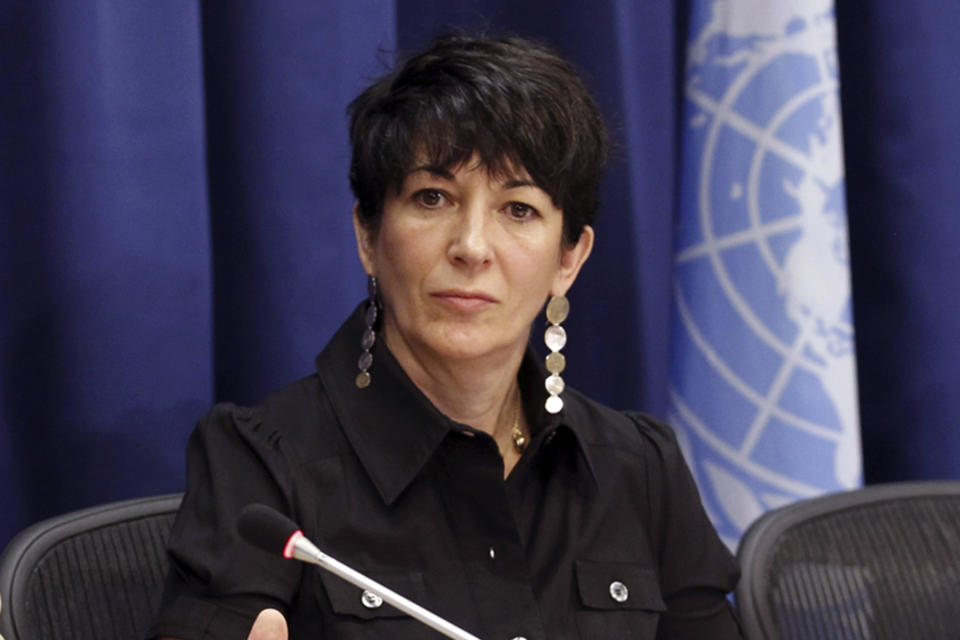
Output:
(2, 1), (958, 548)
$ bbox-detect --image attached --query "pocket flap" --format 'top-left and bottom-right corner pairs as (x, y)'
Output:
(574, 560), (666, 611)
(318, 569), (427, 620)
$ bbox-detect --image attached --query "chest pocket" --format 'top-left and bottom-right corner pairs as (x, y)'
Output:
(314, 568), (440, 640)
(317, 568), (427, 619)
(574, 560), (666, 639)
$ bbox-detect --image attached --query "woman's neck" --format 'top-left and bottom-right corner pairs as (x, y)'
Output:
(381, 320), (527, 447)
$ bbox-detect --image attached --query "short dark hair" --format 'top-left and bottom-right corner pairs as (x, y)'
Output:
(348, 34), (608, 246)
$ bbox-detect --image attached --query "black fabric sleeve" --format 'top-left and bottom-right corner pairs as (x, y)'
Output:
(627, 412), (745, 640)
(149, 404), (302, 640)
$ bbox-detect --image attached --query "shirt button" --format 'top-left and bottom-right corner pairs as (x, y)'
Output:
(609, 580), (629, 603)
(510, 637), (527, 640)
(488, 546), (496, 559)
(361, 590), (383, 608)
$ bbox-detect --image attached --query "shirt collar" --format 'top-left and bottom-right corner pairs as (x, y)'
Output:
(514, 342), (600, 493)
(316, 303), (599, 505)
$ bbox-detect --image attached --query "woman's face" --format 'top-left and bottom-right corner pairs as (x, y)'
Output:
(354, 157), (593, 367)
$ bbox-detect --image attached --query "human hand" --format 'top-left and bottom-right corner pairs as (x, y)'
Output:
(246, 608), (288, 640)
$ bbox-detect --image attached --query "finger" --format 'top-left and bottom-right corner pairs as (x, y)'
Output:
(245, 607), (288, 640)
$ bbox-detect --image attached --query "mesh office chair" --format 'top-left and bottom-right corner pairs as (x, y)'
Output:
(736, 481), (960, 640)
(0, 494), (182, 640)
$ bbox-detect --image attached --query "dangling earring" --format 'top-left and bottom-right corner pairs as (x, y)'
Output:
(355, 275), (379, 389)
(544, 295), (569, 413)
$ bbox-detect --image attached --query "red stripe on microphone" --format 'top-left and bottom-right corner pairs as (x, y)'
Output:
(283, 530), (304, 559)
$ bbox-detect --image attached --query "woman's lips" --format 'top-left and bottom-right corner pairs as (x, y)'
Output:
(432, 290), (498, 311)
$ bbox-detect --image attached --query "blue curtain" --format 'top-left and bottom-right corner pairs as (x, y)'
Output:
(836, 4), (960, 483)
(2, 0), (959, 549)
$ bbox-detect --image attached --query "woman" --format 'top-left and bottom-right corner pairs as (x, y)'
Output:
(152, 35), (743, 640)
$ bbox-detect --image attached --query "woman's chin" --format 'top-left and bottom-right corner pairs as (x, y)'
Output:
(384, 313), (529, 366)
(422, 325), (522, 364)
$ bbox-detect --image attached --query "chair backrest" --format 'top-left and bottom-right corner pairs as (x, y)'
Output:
(736, 481), (960, 640)
(0, 494), (182, 640)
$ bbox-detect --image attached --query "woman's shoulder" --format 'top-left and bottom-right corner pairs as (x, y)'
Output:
(562, 388), (683, 464)
(191, 374), (342, 463)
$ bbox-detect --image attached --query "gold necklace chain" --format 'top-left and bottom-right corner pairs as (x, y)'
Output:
(510, 396), (527, 453)
(497, 393), (527, 458)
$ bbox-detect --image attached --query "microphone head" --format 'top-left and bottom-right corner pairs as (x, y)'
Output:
(237, 503), (301, 558)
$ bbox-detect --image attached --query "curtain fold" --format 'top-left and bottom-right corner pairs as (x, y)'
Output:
(1, 1), (211, 541)
(837, 2), (960, 483)
(198, 1), (395, 403)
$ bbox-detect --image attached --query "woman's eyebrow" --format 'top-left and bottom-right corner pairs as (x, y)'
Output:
(407, 165), (455, 180)
(404, 166), (536, 190)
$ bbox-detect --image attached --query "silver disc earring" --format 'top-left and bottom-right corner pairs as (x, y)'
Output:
(544, 295), (569, 414)
(355, 275), (378, 389)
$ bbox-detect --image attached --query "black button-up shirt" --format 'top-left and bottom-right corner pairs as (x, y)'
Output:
(151, 305), (742, 639)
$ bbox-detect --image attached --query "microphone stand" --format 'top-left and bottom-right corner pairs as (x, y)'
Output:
(289, 534), (483, 640)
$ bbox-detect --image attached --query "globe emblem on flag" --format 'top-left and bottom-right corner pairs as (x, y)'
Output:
(669, 2), (861, 546)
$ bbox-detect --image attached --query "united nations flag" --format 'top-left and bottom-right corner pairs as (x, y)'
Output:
(669, 0), (861, 548)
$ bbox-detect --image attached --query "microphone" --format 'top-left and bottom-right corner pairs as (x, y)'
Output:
(236, 504), (483, 640)
(236, 503), (306, 561)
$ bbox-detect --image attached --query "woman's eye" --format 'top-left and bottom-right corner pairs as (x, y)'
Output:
(506, 202), (537, 220)
(414, 189), (446, 208)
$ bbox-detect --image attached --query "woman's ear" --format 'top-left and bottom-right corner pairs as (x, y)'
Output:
(551, 225), (594, 297)
(353, 203), (376, 275)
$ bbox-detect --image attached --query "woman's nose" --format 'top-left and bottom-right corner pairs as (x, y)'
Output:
(447, 203), (493, 268)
